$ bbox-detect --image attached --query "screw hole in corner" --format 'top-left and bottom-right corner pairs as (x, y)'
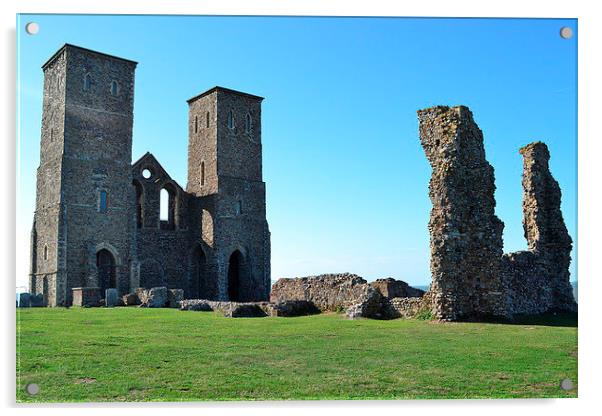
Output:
(25, 22), (39, 35)
(560, 27), (573, 39)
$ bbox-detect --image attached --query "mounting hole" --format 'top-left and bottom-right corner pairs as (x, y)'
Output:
(25, 22), (39, 35)
(560, 378), (574, 391)
(25, 383), (40, 395)
(141, 168), (152, 179)
(560, 27), (573, 39)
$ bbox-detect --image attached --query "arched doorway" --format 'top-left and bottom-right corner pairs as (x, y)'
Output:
(97, 249), (116, 294)
(227, 250), (244, 301)
(191, 246), (207, 298)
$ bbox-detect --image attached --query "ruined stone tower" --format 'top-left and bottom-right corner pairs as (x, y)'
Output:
(30, 45), (271, 306)
(29, 44), (137, 306)
(418, 106), (508, 320)
(186, 87), (271, 301)
(418, 106), (576, 320)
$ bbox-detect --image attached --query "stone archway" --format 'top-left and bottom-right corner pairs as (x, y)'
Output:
(97, 249), (116, 294)
(227, 250), (245, 302)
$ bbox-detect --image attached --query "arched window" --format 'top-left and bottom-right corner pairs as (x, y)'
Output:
(99, 190), (108, 213)
(110, 80), (119, 96)
(43, 245), (48, 261)
(245, 113), (252, 133)
(206, 111), (210, 128)
(194, 116), (198, 133)
(83, 73), (91, 91)
(160, 185), (176, 230)
(227, 110), (235, 129)
(200, 161), (205, 187)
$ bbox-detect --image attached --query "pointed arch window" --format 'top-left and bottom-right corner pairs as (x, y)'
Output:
(227, 110), (235, 129)
(83, 73), (91, 91)
(245, 113), (252, 133)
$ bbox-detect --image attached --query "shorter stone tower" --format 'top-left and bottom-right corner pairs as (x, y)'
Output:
(186, 87), (271, 301)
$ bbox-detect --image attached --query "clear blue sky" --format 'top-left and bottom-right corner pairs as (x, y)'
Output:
(16, 15), (577, 289)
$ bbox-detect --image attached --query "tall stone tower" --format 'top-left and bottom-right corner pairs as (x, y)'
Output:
(29, 44), (137, 306)
(186, 87), (271, 301)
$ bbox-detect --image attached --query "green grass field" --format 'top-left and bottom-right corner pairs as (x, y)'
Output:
(16, 308), (577, 402)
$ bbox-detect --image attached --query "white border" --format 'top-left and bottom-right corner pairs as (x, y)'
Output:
(3, 1), (601, 415)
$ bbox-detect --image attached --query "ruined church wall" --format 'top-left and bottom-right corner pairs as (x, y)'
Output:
(418, 106), (508, 320)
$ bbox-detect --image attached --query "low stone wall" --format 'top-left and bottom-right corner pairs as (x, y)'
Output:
(370, 278), (425, 298)
(179, 299), (320, 318)
(390, 296), (432, 318)
(271, 273), (377, 312)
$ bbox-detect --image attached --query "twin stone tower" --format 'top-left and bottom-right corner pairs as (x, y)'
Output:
(29, 44), (575, 320)
(29, 44), (271, 307)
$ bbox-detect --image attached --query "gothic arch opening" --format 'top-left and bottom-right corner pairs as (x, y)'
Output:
(97, 249), (116, 294)
(227, 250), (245, 301)
(160, 183), (177, 230)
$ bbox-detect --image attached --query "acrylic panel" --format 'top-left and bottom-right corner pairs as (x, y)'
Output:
(16, 14), (577, 402)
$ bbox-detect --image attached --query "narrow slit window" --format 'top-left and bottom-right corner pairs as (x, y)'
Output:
(110, 80), (119, 96)
(206, 111), (210, 128)
(194, 116), (198, 133)
(43, 245), (48, 261)
(83, 73), (91, 91)
(99, 190), (108, 213)
(200, 161), (205, 186)
(227, 110), (235, 129)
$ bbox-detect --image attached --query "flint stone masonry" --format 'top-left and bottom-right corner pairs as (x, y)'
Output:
(389, 297), (431, 318)
(29, 45), (271, 307)
(370, 278), (425, 298)
(139, 287), (168, 308)
(72, 287), (101, 307)
(418, 106), (507, 320)
(502, 142), (577, 314)
(30, 294), (45, 307)
(167, 289), (184, 308)
(105, 288), (119, 307)
(418, 106), (576, 320)
(179, 299), (320, 317)
(18, 293), (31, 308)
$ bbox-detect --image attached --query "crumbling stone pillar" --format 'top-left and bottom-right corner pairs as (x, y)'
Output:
(418, 106), (508, 320)
(504, 142), (576, 313)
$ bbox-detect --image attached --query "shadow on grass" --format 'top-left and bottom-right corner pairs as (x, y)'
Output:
(457, 312), (578, 328)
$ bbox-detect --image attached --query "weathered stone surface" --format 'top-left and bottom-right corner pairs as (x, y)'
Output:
(502, 142), (576, 314)
(105, 288), (119, 307)
(267, 300), (320, 317)
(29, 293), (45, 307)
(139, 287), (168, 308)
(29, 45), (271, 307)
(271, 273), (372, 312)
(167, 289), (184, 308)
(18, 293), (31, 308)
(418, 105), (508, 320)
(71, 287), (101, 307)
(346, 287), (397, 320)
(389, 297), (432, 318)
(122, 292), (140, 306)
(179, 299), (268, 317)
(370, 278), (425, 299)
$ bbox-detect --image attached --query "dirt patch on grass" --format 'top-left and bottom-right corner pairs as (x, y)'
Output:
(74, 377), (96, 384)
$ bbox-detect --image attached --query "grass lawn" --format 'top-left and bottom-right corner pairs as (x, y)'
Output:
(16, 308), (577, 402)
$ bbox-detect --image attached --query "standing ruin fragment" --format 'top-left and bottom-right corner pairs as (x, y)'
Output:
(418, 105), (576, 320)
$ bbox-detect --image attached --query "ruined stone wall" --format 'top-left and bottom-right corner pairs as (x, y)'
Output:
(418, 106), (508, 320)
(502, 142), (576, 314)
(370, 278), (425, 298)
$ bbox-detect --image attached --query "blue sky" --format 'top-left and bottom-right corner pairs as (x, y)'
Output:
(16, 15), (577, 288)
